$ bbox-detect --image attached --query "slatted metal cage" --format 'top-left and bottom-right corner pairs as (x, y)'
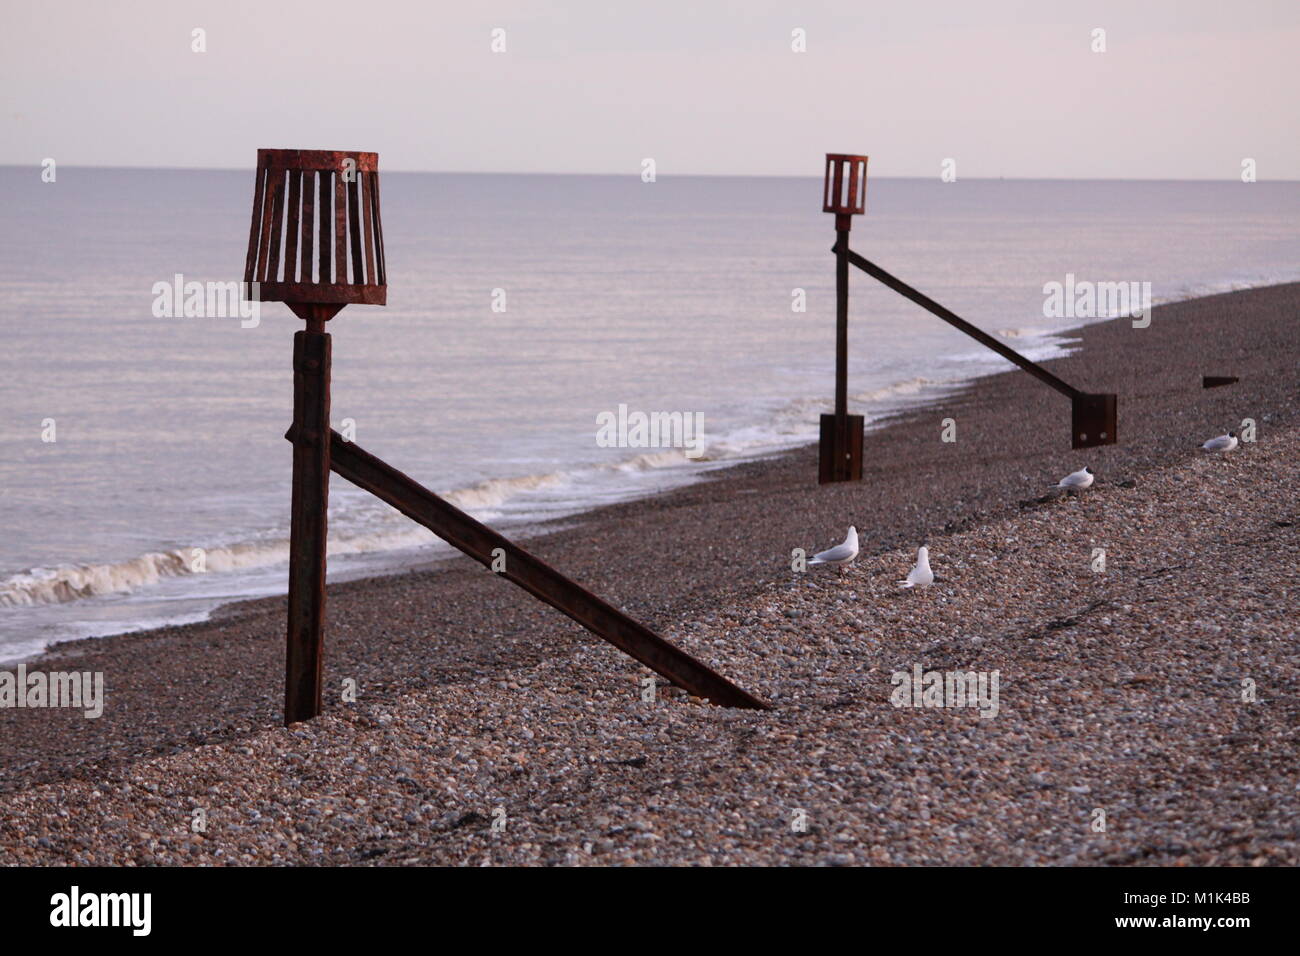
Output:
(822, 153), (868, 217)
(244, 148), (386, 306)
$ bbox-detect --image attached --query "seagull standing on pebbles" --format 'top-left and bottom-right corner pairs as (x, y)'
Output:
(899, 546), (934, 589)
(1201, 431), (1238, 453)
(1055, 466), (1094, 494)
(808, 526), (859, 573)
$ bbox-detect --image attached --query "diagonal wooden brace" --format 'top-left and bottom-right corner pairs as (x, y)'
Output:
(284, 426), (771, 710)
(842, 246), (1118, 449)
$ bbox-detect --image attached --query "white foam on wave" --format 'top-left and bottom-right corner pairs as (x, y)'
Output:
(0, 544), (284, 609)
(19, 266), (1296, 621)
(0, 375), (944, 614)
(10, 267), (1284, 630)
(440, 470), (570, 510)
(0, 529), (447, 610)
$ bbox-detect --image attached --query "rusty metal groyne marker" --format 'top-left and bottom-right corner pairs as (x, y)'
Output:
(245, 148), (384, 724)
(819, 154), (868, 482)
(817, 153), (1119, 483)
(244, 148), (767, 724)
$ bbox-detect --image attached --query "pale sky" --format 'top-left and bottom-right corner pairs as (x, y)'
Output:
(3, 0), (1297, 178)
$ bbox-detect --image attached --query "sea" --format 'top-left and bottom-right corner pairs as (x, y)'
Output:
(2, 167), (1297, 661)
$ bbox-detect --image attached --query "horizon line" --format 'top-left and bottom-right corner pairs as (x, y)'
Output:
(2, 163), (1297, 183)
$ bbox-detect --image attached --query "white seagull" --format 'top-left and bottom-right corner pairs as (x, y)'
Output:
(1055, 466), (1094, 492)
(808, 526), (859, 570)
(899, 546), (934, 589)
(1201, 431), (1238, 453)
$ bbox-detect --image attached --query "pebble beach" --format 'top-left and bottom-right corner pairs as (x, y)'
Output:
(1, 283), (1297, 866)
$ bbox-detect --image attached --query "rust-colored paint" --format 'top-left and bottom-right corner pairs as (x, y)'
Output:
(245, 148), (387, 308)
(821, 154), (870, 482)
(823, 152), (868, 226)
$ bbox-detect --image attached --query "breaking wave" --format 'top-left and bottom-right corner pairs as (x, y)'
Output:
(0, 370), (1010, 613)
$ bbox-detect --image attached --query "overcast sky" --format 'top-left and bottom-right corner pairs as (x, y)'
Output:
(3, 0), (1297, 178)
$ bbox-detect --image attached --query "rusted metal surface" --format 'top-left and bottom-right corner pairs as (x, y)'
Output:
(245, 148), (387, 308)
(257, 169), (278, 283)
(284, 169), (301, 281)
(284, 426), (771, 711)
(247, 145), (767, 722)
(285, 329), (332, 724)
(258, 148), (379, 172)
(1070, 392), (1118, 448)
(317, 170), (331, 287)
(299, 171), (315, 283)
(841, 247), (1119, 449)
(244, 165), (265, 283)
(347, 175), (364, 284)
(819, 150), (1117, 452)
(257, 282), (387, 305)
(844, 248), (1080, 399)
(835, 231), (849, 418)
(820, 154), (869, 483)
(823, 154), (868, 217)
(333, 170), (347, 288)
(368, 172), (387, 286)
(361, 173), (377, 286)
(819, 413), (864, 483)
(267, 171), (286, 283)
(245, 148), (389, 726)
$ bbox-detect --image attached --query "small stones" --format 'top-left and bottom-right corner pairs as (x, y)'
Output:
(1, 345), (1296, 867)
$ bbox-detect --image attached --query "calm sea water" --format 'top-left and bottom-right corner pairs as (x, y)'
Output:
(1, 168), (1297, 659)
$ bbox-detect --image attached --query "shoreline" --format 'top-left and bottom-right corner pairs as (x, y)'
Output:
(4, 269), (1292, 663)
(1, 281), (1298, 865)
(0, 340), (1057, 663)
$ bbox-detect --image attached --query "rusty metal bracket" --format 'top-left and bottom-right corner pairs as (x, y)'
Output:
(284, 426), (771, 711)
(842, 247), (1118, 449)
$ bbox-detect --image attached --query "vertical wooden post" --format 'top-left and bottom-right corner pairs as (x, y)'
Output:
(834, 224), (849, 420)
(285, 313), (332, 724)
(818, 154), (867, 484)
(818, 221), (864, 483)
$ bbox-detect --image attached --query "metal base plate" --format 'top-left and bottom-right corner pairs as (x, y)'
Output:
(819, 414), (864, 483)
(1071, 393), (1117, 448)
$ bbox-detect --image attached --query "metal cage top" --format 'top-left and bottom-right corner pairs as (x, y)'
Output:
(822, 153), (869, 217)
(244, 148), (386, 306)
